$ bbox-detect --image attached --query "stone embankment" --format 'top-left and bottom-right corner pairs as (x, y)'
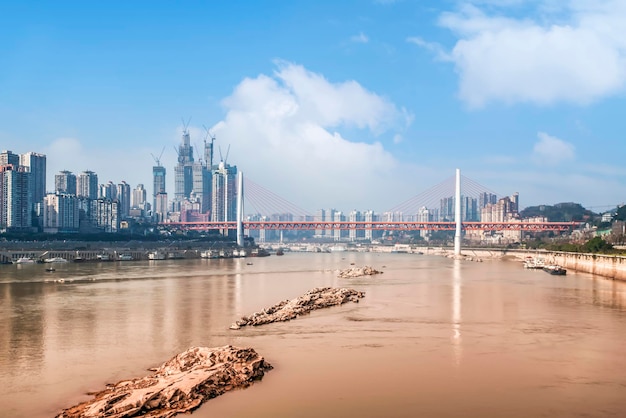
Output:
(55, 345), (272, 418)
(337, 266), (383, 278)
(230, 287), (365, 329)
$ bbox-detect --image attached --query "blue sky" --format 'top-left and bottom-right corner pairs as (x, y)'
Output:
(1, 0), (625, 213)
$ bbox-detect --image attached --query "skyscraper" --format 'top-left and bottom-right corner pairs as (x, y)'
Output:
(117, 181), (131, 219)
(55, 170), (77, 195)
(174, 127), (194, 202)
(0, 150), (19, 167)
(77, 170), (98, 199)
(19, 152), (46, 208)
(211, 161), (237, 223)
(191, 161), (211, 213)
(132, 184), (146, 209)
(99, 181), (117, 201)
(152, 164), (166, 212)
(0, 165), (32, 231)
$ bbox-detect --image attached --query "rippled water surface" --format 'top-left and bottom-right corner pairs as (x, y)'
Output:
(1, 252), (626, 417)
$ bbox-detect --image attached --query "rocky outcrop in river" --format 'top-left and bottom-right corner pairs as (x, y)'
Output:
(230, 287), (365, 329)
(55, 345), (272, 418)
(337, 266), (383, 278)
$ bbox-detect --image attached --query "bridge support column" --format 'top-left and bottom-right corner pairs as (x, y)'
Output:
(236, 171), (244, 247)
(454, 168), (462, 256)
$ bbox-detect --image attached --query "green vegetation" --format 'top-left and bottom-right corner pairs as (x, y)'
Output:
(524, 236), (615, 254)
(520, 202), (596, 222)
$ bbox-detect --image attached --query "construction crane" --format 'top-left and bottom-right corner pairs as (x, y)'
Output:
(151, 146), (166, 167)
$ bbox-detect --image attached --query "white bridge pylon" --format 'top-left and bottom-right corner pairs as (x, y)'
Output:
(454, 168), (462, 256)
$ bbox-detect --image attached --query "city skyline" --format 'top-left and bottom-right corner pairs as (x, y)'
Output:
(1, 1), (625, 213)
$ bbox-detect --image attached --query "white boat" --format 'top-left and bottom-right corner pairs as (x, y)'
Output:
(118, 254), (133, 261)
(148, 251), (166, 260)
(97, 253), (111, 261)
(200, 250), (218, 259)
(44, 257), (68, 263)
(15, 257), (35, 264)
(523, 257), (545, 269)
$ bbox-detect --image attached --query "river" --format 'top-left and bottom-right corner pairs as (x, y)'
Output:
(1, 252), (625, 417)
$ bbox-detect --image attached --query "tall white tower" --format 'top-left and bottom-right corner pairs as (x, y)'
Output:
(454, 168), (462, 256)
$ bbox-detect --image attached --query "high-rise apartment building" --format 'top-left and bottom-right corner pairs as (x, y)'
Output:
(77, 170), (98, 199)
(132, 184), (147, 209)
(191, 162), (211, 214)
(116, 181), (131, 219)
(55, 170), (77, 195)
(89, 199), (119, 232)
(0, 150), (19, 167)
(154, 192), (168, 223)
(99, 181), (117, 201)
(0, 165), (32, 231)
(19, 152), (46, 210)
(211, 161), (237, 223)
(363, 210), (375, 241)
(348, 210), (363, 241)
(43, 193), (79, 233)
(478, 192), (498, 210)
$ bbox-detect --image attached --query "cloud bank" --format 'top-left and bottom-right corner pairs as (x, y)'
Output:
(210, 61), (415, 212)
(425, 1), (626, 107)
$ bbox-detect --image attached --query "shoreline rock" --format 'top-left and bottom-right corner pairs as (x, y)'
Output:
(337, 266), (383, 278)
(230, 287), (365, 329)
(55, 345), (272, 418)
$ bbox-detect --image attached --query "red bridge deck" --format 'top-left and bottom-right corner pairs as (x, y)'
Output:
(160, 221), (580, 232)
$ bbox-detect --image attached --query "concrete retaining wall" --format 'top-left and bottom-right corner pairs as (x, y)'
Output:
(503, 250), (626, 281)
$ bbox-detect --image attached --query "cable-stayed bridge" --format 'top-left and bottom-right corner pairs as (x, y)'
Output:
(162, 171), (580, 233)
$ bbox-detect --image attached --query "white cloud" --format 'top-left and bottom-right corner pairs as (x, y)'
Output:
(435, 1), (626, 107)
(350, 32), (369, 43)
(406, 37), (451, 61)
(210, 61), (416, 211)
(532, 132), (575, 164)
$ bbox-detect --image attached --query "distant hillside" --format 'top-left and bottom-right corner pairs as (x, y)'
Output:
(614, 205), (626, 221)
(520, 202), (596, 222)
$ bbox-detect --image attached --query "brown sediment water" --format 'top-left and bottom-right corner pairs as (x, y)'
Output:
(1, 252), (625, 417)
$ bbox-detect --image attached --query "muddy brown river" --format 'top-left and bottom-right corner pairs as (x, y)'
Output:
(1, 252), (625, 417)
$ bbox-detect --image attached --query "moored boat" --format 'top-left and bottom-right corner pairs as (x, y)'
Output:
(200, 250), (219, 259)
(44, 257), (68, 263)
(543, 265), (567, 275)
(97, 253), (111, 261)
(15, 257), (35, 264)
(523, 257), (545, 269)
(148, 251), (166, 260)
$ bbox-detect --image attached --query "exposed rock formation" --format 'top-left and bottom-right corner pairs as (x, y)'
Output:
(56, 345), (272, 418)
(337, 265), (383, 278)
(230, 287), (365, 329)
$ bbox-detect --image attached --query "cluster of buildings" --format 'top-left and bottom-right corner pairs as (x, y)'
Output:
(0, 149), (148, 233)
(0, 126), (241, 236)
(0, 125), (534, 245)
(155, 126), (239, 233)
(246, 192), (531, 244)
